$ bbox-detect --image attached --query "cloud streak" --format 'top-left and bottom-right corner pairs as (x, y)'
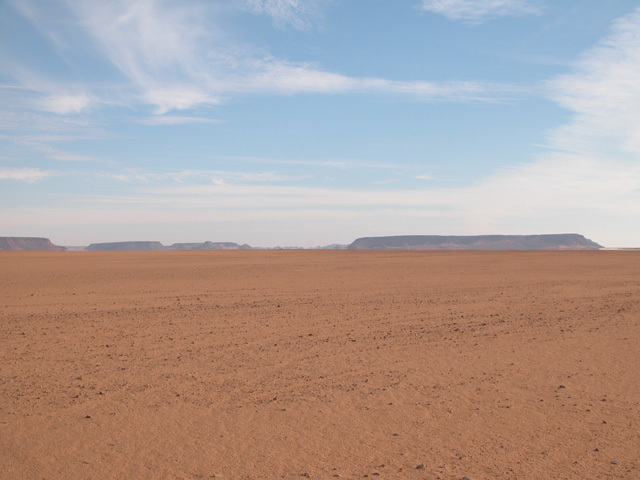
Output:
(545, 7), (640, 157)
(137, 115), (222, 126)
(244, 0), (324, 30)
(100, 168), (308, 185)
(40, 94), (90, 114)
(420, 0), (542, 23)
(0, 167), (54, 182)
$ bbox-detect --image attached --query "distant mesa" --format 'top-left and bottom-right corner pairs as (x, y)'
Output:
(86, 241), (166, 251)
(348, 234), (602, 251)
(312, 244), (348, 250)
(1, 234), (605, 252)
(0, 237), (65, 251)
(85, 241), (252, 251)
(169, 241), (251, 250)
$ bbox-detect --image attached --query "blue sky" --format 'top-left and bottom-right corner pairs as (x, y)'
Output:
(1, 0), (639, 247)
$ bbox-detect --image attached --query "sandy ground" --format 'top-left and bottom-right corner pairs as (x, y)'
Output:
(1, 251), (639, 480)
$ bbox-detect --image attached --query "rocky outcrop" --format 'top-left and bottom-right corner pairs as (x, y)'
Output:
(0, 237), (65, 251)
(348, 234), (602, 251)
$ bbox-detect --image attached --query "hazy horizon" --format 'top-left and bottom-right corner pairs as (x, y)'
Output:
(2, 1), (640, 248)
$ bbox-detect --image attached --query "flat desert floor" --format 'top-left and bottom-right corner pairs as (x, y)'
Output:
(1, 251), (639, 480)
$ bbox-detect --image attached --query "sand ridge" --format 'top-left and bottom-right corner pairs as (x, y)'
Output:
(1, 251), (639, 479)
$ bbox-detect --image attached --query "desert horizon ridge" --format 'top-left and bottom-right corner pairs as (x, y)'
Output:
(0, 233), (607, 251)
(1, 250), (639, 479)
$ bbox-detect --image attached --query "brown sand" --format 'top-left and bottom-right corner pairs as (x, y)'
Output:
(1, 251), (639, 479)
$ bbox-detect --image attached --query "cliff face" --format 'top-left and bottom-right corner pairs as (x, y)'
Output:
(348, 234), (602, 251)
(0, 237), (65, 251)
(86, 241), (166, 251)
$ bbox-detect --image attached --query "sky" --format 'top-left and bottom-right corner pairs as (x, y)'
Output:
(1, 0), (639, 248)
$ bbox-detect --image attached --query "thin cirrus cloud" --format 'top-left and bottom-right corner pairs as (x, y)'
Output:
(0, 109), (107, 163)
(225, 61), (520, 101)
(101, 169), (306, 184)
(420, 0), (542, 23)
(0, 167), (54, 182)
(40, 94), (90, 114)
(4, 0), (523, 115)
(545, 7), (640, 157)
(137, 115), (222, 126)
(243, 0), (324, 30)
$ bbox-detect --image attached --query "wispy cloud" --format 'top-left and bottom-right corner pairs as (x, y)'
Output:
(40, 94), (90, 114)
(61, 0), (220, 114)
(0, 109), (107, 163)
(4, 0), (525, 115)
(420, 0), (542, 24)
(227, 60), (522, 101)
(215, 155), (419, 171)
(243, 0), (324, 30)
(28, 144), (103, 163)
(0, 110), (96, 134)
(137, 115), (222, 126)
(101, 168), (307, 184)
(545, 7), (640, 158)
(124, 156), (635, 220)
(0, 167), (54, 182)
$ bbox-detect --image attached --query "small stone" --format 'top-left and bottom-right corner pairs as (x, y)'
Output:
(416, 464), (425, 469)
(461, 477), (473, 480)
(300, 473), (310, 478)
(84, 415), (91, 419)
(558, 385), (566, 389)
(611, 461), (619, 465)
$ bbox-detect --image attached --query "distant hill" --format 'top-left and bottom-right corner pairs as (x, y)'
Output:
(348, 234), (602, 251)
(85, 241), (253, 251)
(170, 241), (251, 250)
(311, 244), (349, 250)
(86, 241), (165, 251)
(0, 237), (65, 251)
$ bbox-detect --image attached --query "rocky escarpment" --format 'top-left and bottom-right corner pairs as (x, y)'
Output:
(348, 234), (602, 251)
(0, 237), (65, 251)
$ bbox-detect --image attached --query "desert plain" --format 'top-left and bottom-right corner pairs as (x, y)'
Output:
(0, 250), (639, 480)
